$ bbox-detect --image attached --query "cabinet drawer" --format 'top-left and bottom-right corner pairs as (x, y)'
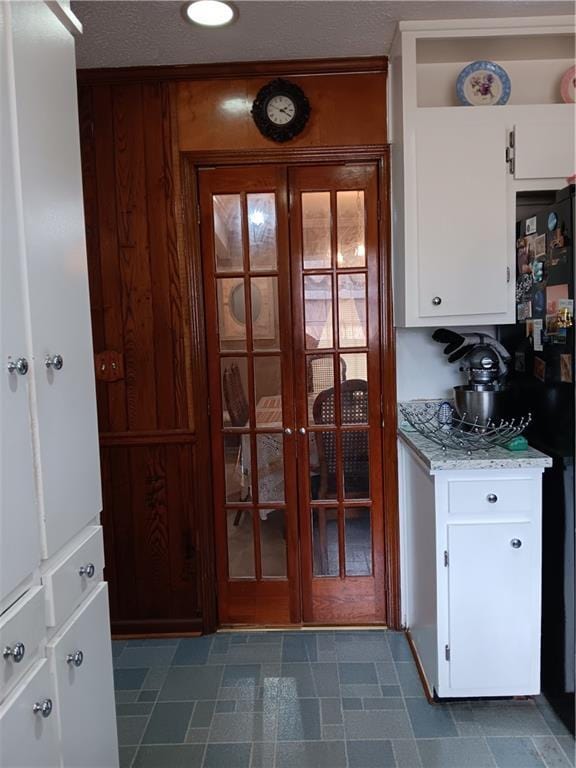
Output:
(0, 586), (44, 702)
(43, 526), (104, 628)
(0, 660), (60, 768)
(47, 583), (119, 768)
(447, 477), (535, 517)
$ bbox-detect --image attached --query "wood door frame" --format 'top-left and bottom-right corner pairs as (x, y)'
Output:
(180, 145), (400, 631)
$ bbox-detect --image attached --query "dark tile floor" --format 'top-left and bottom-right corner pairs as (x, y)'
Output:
(113, 631), (575, 768)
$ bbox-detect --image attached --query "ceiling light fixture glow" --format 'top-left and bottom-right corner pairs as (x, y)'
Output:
(184, 0), (236, 27)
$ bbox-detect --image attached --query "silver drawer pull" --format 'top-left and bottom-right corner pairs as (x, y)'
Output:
(510, 538), (522, 549)
(432, 296), (442, 306)
(66, 650), (84, 667)
(7, 357), (28, 376)
(33, 698), (53, 718)
(486, 493), (498, 503)
(79, 563), (95, 578)
(45, 354), (64, 371)
(2, 642), (25, 663)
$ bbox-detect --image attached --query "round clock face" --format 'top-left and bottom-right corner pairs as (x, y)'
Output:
(266, 94), (296, 126)
(251, 78), (310, 143)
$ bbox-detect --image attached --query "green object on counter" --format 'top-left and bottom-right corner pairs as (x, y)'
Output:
(506, 436), (529, 451)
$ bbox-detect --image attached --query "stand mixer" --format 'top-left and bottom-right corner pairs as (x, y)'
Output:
(453, 344), (512, 426)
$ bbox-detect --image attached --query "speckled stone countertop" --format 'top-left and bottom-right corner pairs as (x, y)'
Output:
(398, 426), (553, 471)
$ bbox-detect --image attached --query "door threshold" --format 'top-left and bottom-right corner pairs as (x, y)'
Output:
(217, 624), (389, 633)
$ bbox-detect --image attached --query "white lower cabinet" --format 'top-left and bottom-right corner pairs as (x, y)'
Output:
(400, 438), (545, 698)
(0, 660), (60, 768)
(47, 584), (119, 768)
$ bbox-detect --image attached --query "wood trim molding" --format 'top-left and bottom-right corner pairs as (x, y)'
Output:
(188, 145), (390, 167)
(77, 56), (388, 85)
(99, 430), (197, 447)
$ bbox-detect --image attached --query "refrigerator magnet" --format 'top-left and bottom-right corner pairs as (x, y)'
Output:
(546, 284), (569, 314)
(547, 211), (558, 231)
(533, 289), (546, 317)
(517, 301), (532, 321)
(549, 227), (565, 250)
(533, 357), (546, 382)
(560, 355), (573, 383)
(526, 216), (537, 235)
(534, 234), (546, 257)
(533, 319), (543, 351)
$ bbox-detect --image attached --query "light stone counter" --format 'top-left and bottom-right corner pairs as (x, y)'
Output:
(398, 426), (553, 472)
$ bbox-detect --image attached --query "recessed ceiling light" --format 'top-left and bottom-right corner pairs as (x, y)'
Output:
(184, 0), (236, 27)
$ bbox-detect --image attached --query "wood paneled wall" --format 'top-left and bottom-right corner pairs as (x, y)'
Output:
(79, 82), (202, 634)
(78, 58), (388, 635)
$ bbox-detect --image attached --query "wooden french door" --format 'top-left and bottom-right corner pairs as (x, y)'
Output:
(199, 162), (385, 626)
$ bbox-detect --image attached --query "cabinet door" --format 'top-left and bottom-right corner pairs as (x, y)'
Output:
(447, 521), (540, 694)
(47, 583), (119, 768)
(0, 661), (60, 768)
(0, 3), (40, 602)
(10, 2), (101, 557)
(414, 113), (513, 321)
(514, 115), (576, 181)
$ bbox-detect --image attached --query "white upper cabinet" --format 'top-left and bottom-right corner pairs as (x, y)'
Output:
(0, 3), (40, 603)
(10, 2), (101, 558)
(391, 16), (576, 328)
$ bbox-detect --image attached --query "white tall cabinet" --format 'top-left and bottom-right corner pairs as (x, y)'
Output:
(0, 3), (118, 767)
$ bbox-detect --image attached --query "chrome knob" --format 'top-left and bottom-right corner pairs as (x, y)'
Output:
(79, 563), (95, 578)
(298, 427), (306, 435)
(7, 357), (28, 375)
(432, 297), (442, 306)
(33, 698), (53, 718)
(3, 642), (25, 663)
(510, 538), (522, 549)
(45, 354), (63, 370)
(486, 493), (498, 504)
(66, 650), (84, 667)
(284, 428), (293, 436)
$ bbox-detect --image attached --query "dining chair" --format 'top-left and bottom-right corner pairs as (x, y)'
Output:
(222, 363), (250, 523)
(307, 355), (347, 395)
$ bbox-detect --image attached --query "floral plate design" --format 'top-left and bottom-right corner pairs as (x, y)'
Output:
(456, 60), (511, 106)
(560, 65), (576, 104)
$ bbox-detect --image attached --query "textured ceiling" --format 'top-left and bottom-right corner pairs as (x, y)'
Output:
(72, 0), (574, 69)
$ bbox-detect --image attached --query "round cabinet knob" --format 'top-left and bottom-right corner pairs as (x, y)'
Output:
(432, 297), (442, 306)
(45, 354), (64, 371)
(3, 642), (25, 663)
(79, 563), (95, 578)
(510, 538), (522, 549)
(33, 698), (53, 718)
(66, 650), (84, 667)
(284, 428), (293, 436)
(298, 427), (306, 435)
(486, 493), (498, 504)
(7, 357), (29, 376)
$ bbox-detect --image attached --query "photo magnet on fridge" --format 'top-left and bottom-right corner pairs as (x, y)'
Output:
(546, 284), (569, 314)
(533, 319), (543, 351)
(534, 234), (546, 257)
(517, 301), (532, 321)
(533, 357), (546, 382)
(533, 289), (546, 317)
(560, 354), (573, 383)
(526, 215), (537, 235)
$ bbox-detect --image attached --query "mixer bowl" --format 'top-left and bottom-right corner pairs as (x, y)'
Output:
(453, 386), (512, 427)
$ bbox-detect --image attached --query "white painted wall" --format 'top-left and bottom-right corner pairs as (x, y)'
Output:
(396, 326), (496, 401)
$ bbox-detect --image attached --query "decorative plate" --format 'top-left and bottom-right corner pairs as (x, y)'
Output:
(560, 65), (576, 104)
(456, 60), (511, 106)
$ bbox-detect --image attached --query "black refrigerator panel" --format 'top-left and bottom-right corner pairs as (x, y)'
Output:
(498, 185), (575, 735)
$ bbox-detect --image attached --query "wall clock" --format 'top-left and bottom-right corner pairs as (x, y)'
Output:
(251, 78), (310, 143)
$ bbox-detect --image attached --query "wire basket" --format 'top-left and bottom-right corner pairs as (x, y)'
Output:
(399, 402), (531, 455)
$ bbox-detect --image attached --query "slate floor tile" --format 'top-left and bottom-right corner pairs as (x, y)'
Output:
(159, 667), (223, 701)
(116, 702), (155, 717)
(387, 632), (413, 661)
(185, 727), (209, 743)
(215, 700), (236, 713)
(282, 634), (318, 662)
(343, 697), (363, 710)
(132, 744), (204, 768)
(142, 702), (195, 744)
(138, 690), (159, 703)
(203, 743), (251, 768)
(277, 697), (321, 741)
(532, 736), (574, 768)
(335, 640), (393, 663)
(250, 742), (276, 768)
(172, 637), (213, 665)
(395, 662), (425, 698)
(209, 712), (276, 743)
(472, 703), (552, 737)
(417, 737), (496, 767)
(339, 662), (378, 685)
(344, 709), (413, 739)
(346, 739), (396, 767)
(115, 668), (149, 691)
(117, 717), (149, 746)
(535, 698), (574, 737)
(312, 662), (340, 697)
(487, 737), (546, 767)
(143, 668), (169, 691)
(225, 644), (282, 664)
(275, 740), (347, 768)
(278, 663), (316, 697)
(117, 690), (139, 704)
(392, 739), (423, 768)
(119, 745), (137, 768)
(323, 724), (345, 740)
(341, 683), (383, 698)
(190, 701), (216, 728)
(115, 646), (177, 669)
(320, 697), (343, 725)
(556, 737), (576, 767)
(221, 664), (262, 688)
(363, 697), (405, 710)
(405, 698), (458, 738)
(375, 663), (399, 685)
(113, 641), (127, 657)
